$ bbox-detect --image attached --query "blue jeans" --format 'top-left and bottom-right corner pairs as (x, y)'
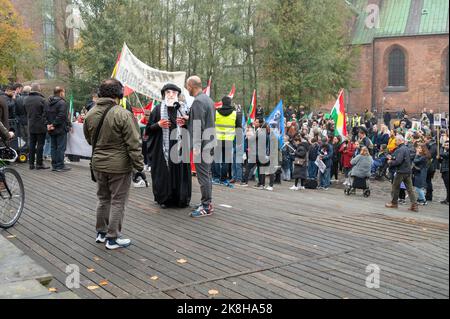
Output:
(416, 187), (426, 202)
(232, 162), (243, 182)
(43, 134), (51, 157)
(308, 161), (318, 179)
(51, 133), (67, 169)
(319, 167), (331, 188)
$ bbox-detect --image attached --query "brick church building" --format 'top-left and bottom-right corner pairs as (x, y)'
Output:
(347, 0), (449, 116)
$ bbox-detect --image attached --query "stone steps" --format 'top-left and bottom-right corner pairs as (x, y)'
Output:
(0, 234), (78, 299)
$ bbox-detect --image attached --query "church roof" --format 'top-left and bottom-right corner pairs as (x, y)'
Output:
(349, 0), (449, 45)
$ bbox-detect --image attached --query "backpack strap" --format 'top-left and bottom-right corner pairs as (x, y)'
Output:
(90, 105), (114, 182)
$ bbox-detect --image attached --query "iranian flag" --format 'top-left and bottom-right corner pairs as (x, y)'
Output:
(247, 90), (257, 125)
(330, 89), (347, 137)
(203, 77), (212, 97)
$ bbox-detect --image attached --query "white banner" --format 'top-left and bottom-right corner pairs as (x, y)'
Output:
(66, 122), (92, 157)
(114, 43), (186, 101)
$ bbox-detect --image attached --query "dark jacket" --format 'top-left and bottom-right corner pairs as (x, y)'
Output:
(24, 92), (47, 134)
(0, 94), (9, 129)
(373, 132), (389, 148)
(439, 148), (449, 173)
(292, 142), (309, 180)
(0, 93), (15, 120)
(46, 96), (70, 136)
(389, 143), (413, 174)
(15, 93), (29, 125)
(426, 140), (438, 173)
(308, 143), (320, 161)
(412, 155), (428, 189)
(320, 143), (333, 168)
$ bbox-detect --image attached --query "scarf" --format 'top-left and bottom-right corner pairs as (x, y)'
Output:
(160, 101), (170, 166)
(160, 101), (189, 165)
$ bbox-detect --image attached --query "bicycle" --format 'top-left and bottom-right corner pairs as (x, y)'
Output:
(0, 144), (25, 229)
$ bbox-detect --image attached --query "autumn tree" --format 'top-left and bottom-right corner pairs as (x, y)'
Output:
(0, 0), (39, 83)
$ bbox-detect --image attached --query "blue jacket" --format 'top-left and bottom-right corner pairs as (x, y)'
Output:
(320, 143), (333, 168)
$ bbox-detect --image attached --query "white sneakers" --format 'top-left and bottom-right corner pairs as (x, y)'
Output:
(265, 186), (274, 191)
(95, 233), (106, 243)
(144, 165), (151, 172)
(290, 185), (299, 191)
(106, 238), (132, 250)
(133, 180), (147, 188)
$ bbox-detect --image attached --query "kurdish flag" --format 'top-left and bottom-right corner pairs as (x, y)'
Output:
(330, 89), (347, 138)
(247, 89), (257, 125)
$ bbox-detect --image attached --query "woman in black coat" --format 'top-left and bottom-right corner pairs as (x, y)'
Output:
(412, 143), (430, 205)
(291, 135), (309, 190)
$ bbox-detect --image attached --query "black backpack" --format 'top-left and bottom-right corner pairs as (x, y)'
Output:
(304, 179), (318, 189)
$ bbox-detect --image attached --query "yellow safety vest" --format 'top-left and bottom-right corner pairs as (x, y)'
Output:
(120, 97), (128, 109)
(215, 111), (237, 141)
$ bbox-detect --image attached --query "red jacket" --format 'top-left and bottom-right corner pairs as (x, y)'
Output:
(339, 142), (356, 169)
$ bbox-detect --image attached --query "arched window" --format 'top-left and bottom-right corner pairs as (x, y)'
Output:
(445, 48), (449, 89)
(388, 48), (406, 87)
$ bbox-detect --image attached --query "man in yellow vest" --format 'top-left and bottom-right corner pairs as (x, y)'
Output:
(213, 96), (242, 184)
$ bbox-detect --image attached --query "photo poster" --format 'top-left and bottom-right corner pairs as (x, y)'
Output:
(434, 113), (442, 127)
(412, 121), (422, 132)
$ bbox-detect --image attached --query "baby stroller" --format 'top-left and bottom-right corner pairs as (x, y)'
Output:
(344, 176), (371, 197)
(8, 119), (28, 164)
(372, 158), (389, 181)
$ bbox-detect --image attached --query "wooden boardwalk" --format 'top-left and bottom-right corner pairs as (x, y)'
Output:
(1, 161), (448, 299)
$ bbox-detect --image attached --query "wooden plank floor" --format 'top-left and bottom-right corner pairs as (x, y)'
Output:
(1, 161), (448, 299)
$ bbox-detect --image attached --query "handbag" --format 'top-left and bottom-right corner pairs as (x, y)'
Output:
(294, 157), (306, 166)
(90, 105), (114, 182)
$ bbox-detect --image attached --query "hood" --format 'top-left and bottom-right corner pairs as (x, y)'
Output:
(48, 96), (65, 106)
(217, 105), (234, 116)
(95, 97), (117, 108)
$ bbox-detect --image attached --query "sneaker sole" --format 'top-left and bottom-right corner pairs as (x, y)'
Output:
(106, 243), (131, 250)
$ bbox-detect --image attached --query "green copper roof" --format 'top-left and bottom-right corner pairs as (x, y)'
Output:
(350, 0), (449, 45)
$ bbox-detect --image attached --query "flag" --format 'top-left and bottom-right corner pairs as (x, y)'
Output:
(203, 76), (212, 97)
(247, 90), (257, 125)
(140, 100), (153, 125)
(112, 50), (134, 97)
(69, 94), (74, 121)
(265, 99), (285, 148)
(330, 89), (348, 138)
(214, 84), (236, 109)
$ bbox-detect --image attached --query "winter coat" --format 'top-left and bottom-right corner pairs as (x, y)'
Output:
(308, 143), (320, 162)
(320, 143), (333, 168)
(24, 92), (47, 134)
(0, 93), (15, 120)
(412, 155), (428, 189)
(350, 154), (373, 178)
(292, 142), (309, 180)
(387, 137), (397, 153)
(46, 96), (71, 136)
(0, 94), (9, 129)
(15, 93), (29, 125)
(389, 144), (413, 175)
(83, 97), (144, 174)
(426, 140), (438, 173)
(339, 142), (356, 169)
(439, 148), (449, 174)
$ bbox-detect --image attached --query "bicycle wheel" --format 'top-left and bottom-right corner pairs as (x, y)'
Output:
(0, 168), (25, 229)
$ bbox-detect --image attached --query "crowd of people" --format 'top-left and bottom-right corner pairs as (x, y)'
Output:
(0, 83), (72, 172)
(1, 78), (448, 250)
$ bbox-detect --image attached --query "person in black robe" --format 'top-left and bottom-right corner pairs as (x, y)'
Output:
(146, 83), (192, 208)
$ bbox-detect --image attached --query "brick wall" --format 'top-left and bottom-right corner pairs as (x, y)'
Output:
(349, 34), (449, 116)
(10, 0), (45, 79)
